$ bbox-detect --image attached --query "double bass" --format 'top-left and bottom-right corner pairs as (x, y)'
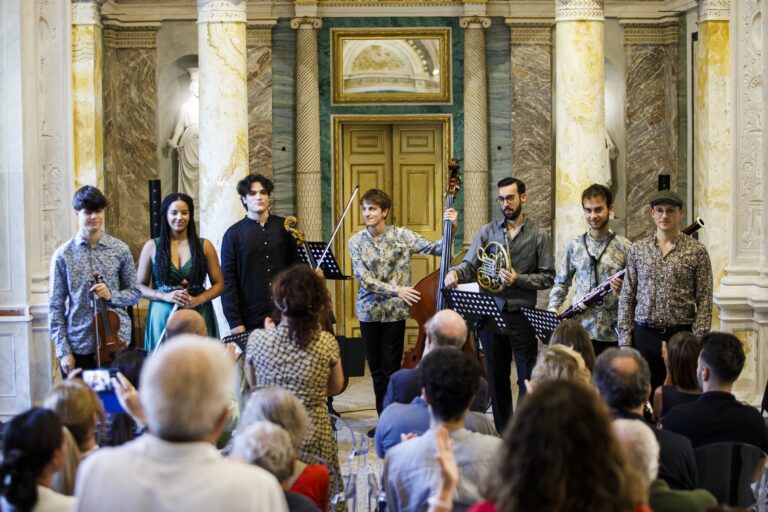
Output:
(403, 158), (483, 371)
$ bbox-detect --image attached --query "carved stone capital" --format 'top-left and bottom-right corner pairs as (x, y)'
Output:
(555, 0), (604, 22)
(623, 23), (678, 46)
(197, 0), (247, 24)
(459, 16), (491, 29)
(506, 22), (552, 45)
(290, 16), (323, 30)
(103, 26), (158, 48)
(71, 1), (102, 26)
(698, 0), (730, 22)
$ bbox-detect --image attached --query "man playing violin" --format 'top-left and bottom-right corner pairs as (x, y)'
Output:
(548, 184), (631, 356)
(444, 177), (554, 433)
(49, 186), (141, 375)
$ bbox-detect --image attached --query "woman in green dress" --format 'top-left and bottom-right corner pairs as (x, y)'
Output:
(137, 193), (224, 350)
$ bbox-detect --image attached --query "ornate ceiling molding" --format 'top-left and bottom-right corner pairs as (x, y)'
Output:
(623, 22), (678, 45)
(103, 25), (159, 47)
(506, 22), (553, 45)
(246, 27), (274, 45)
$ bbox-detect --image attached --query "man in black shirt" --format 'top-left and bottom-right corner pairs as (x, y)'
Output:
(663, 332), (768, 451)
(593, 347), (699, 490)
(221, 174), (299, 333)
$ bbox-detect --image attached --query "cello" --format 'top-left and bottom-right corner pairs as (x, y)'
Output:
(403, 158), (483, 371)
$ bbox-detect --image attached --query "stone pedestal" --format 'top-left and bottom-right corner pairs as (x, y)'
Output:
(553, 0), (606, 262)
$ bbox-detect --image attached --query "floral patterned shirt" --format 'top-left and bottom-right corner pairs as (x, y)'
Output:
(348, 225), (442, 322)
(548, 231), (632, 342)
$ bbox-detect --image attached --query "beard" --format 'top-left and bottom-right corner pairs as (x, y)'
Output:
(503, 203), (522, 221)
(589, 216), (610, 231)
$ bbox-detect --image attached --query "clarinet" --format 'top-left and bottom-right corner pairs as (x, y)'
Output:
(559, 217), (705, 320)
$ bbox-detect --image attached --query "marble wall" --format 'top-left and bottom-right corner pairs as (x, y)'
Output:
(487, 20), (512, 222)
(624, 24), (678, 240)
(247, 28), (273, 178)
(271, 20), (297, 218)
(103, 27), (158, 259)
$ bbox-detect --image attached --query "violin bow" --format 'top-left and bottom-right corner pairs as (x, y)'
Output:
(153, 279), (189, 354)
(315, 185), (359, 271)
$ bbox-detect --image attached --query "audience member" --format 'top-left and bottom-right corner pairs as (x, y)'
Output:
(103, 349), (147, 447)
(44, 380), (104, 458)
(663, 332), (768, 451)
(382, 348), (502, 510)
(382, 309), (489, 412)
(613, 419), (717, 512)
(527, 344), (591, 391)
(233, 421), (320, 512)
(652, 331), (702, 421)
(0, 407), (76, 512)
(240, 387), (330, 511)
(550, 318), (597, 372)
(165, 308), (208, 339)
(470, 380), (648, 512)
(74, 335), (287, 512)
(593, 347), (698, 490)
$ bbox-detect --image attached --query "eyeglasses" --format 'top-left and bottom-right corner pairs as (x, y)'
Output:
(496, 195), (517, 205)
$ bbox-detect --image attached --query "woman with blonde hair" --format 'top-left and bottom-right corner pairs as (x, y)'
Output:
(43, 380), (104, 458)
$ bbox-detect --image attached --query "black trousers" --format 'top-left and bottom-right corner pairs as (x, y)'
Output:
(479, 310), (538, 433)
(633, 323), (692, 395)
(592, 340), (618, 357)
(360, 320), (406, 415)
(60, 352), (98, 377)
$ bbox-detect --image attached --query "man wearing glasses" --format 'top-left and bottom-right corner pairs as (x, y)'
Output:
(444, 177), (554, 432)
(617, 190), (713, 392)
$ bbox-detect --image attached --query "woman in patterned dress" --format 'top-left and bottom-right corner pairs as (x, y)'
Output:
(137, 193), (223, 350)
(243, 264), (345, 497)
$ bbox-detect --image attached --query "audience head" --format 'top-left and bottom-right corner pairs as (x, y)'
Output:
(43, 380), (105, 452)
(698, 331), (746, 388)
(593, 347), (651, 412)
(108, 350), (148, 447)
(233, 421), (294, 486)
(613, 419), (660, 487)
(240, 387), (309, 450)
(271, 264), (331, 348)
(550, 319), (596, 372)
(530, 344), (591, 388)
(166, 309), (208, 338)
(140, 335), (234, 442)
(424, 309), (467, 351)
(0, 408), (66, 511)
(486, 380), (644, 512)
(666, 331), (700, 389)
(419, 348), (480, 423)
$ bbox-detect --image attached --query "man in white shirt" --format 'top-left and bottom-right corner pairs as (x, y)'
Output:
(75, 335), (287, 512)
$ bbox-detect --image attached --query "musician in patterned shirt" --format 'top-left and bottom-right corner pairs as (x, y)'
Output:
(348, 189), (457, 417)
(548, 184), (631, 356)
(617, 190), (713, 392)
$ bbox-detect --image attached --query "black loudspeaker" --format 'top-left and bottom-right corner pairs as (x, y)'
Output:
(658, 174), (671, 191)
(149, 180), (162, 238)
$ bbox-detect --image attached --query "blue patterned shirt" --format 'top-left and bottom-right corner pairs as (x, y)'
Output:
(49, 233), (141, 358)
(348, 226), (442, 322)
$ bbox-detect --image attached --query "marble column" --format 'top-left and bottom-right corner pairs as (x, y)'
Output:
(554, 0), (605, 263)
(247, 23), (275, 178)
(291, 16), (322, 240)
(693, 0), (730, 301)
(197, 0), (249, 251)
(71, 0), (104, 190)
(460, 16), (491, 248)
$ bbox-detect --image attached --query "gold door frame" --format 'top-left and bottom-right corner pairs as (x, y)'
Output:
(331, 114), (453, 336)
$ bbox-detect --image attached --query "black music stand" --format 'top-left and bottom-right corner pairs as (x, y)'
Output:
(297, 242), (350, 280)
(442, 289), (509, 334)
(520, 306), (562, 343)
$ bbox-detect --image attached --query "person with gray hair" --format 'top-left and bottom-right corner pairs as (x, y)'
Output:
(74, 335), (287, 512)
(234, 421), (320, 512)
(613, 419), (716, 512)
(382, 309), (489, 414)
(593, 347), (698, 491)
(526, 344), (591, 392)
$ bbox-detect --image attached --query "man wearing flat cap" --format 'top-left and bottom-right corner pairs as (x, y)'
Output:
(617, 190), (713, 392)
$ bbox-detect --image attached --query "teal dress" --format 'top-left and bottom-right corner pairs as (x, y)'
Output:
(143, 241), (219, 351)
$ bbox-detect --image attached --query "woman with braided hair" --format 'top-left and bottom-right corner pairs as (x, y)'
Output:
(137, 193), (224, 350)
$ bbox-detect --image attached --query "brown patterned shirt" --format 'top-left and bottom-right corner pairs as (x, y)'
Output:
(617, 233), (713, 345)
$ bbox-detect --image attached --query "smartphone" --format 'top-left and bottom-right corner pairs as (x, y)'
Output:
(82, 368), (124, 414)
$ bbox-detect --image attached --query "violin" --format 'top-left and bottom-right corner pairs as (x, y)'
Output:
(91, 272), (126, 367)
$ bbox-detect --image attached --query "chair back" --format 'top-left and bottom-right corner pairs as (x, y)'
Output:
(694, 441), (766, 507)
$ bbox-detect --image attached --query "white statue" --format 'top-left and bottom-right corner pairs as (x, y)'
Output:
(167, 68), (200, 210)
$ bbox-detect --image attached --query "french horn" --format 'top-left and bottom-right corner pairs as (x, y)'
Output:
(477, 241), (512, 293)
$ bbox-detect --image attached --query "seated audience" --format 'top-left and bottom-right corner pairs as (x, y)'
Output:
(233, 421), (320, 512)
(593, 347), (698, 490)
(382, 309), (489, 413)
(468, 380), (648, 512)
(382, 348), (502, 511)
(103, 349), (147, 447)
(165, 308), (208, 339)
(75, 335), (287, 512)
(0, 407), (76, 512)
(549, 319), (596, 372)
(239, 387), (330, 511)
(663, 331), (768, 451)
(613, 419), (717, 512)
(526, 344), (591, 391)
(44, 380), (104, 458)
(652, 331), (702, 421)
